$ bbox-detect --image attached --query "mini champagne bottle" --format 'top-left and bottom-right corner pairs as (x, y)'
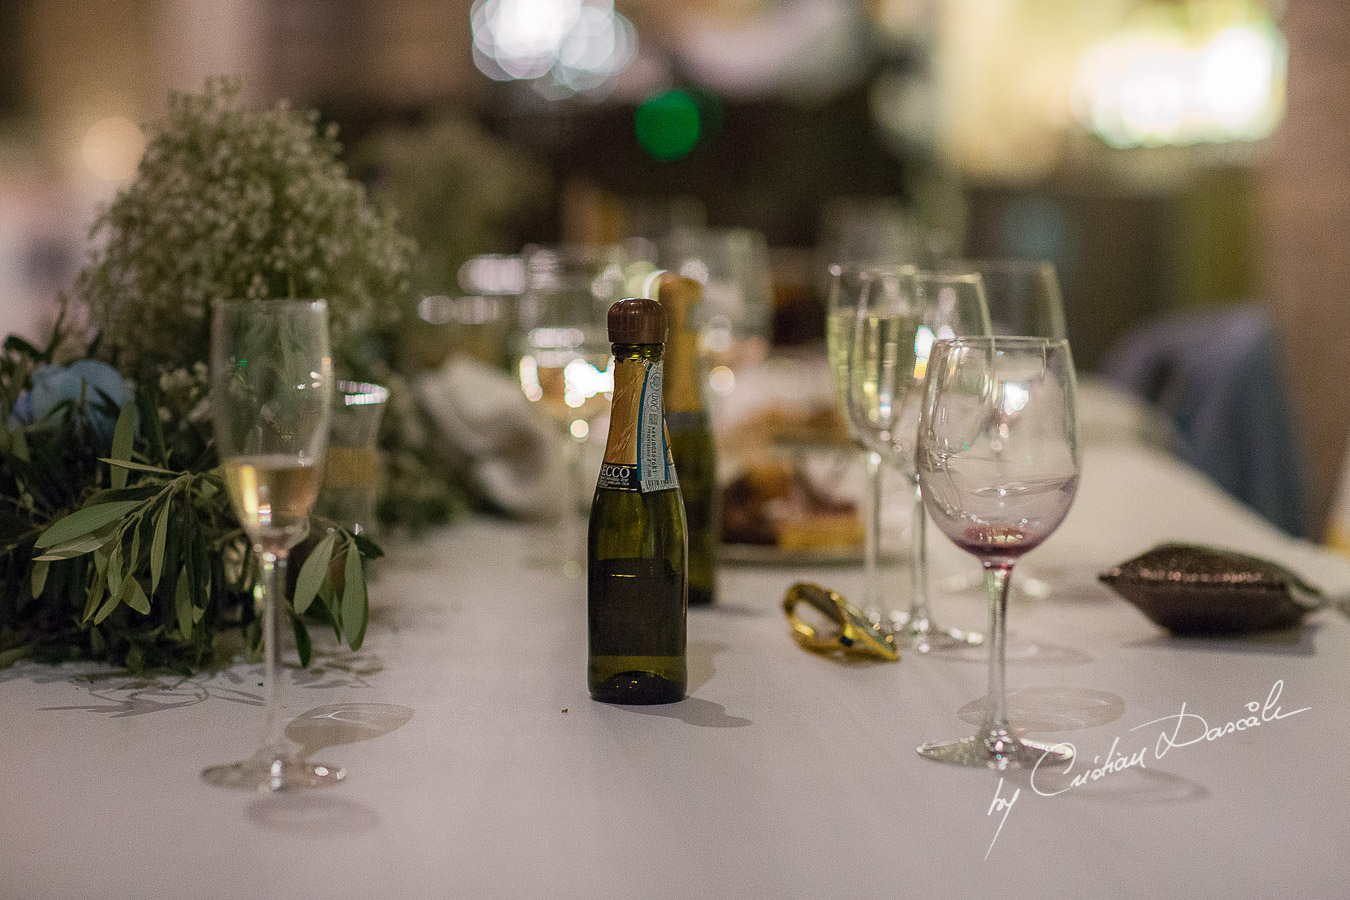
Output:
(657, 273), (719, 606)
(587, 297), (688, 704)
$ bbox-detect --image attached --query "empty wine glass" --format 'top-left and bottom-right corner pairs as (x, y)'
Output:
(517, 244), (624, 576)
(844, 268), (990, 651)
(205, 298), (337, 790)
(915, 336), (1079, 769)
(938, 258), (1066, 601)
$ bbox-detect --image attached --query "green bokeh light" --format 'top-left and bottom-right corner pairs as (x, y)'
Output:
(635, 91), (701, 161)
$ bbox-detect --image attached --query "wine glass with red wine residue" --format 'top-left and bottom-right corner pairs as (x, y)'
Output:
(915, 336), (1079, 769)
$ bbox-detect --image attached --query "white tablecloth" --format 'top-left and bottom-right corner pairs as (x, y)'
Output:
(4, 441), (1350, 900)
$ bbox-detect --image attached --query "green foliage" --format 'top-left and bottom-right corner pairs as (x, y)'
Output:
(0, 335), (375, 674)
(355, 115), (548, 296)
(75, 77), (473, 535)
(77, 76), (415, 378)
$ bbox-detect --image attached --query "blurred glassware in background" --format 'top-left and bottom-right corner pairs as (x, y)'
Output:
(818, 197), (928, 271)
(460, 252), (527, 297)
(318, 381), (390, 537)
(416, 254), (527, 370)
(516, 243), (626, 575)
(938, 258), (1066, 339)
(660, 227), (773, 401)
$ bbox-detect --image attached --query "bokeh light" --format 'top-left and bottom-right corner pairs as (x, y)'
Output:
(1072, 19), (1284, 148)
(635, 91), (701, 161)
(470, 0), (636, 96)
(81, 116), (145, 183)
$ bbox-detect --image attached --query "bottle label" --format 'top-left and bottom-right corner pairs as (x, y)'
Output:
(601, 358), (678, 493)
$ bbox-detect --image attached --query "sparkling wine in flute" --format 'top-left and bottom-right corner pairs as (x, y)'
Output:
(843, 312), (924, 459)
(827, 306), (924, 415)
(204, 297), (338, 791)
(223, 454), (322, 546)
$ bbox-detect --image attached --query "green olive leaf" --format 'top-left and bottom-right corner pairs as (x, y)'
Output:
(35, 501), (141, 549)
(29, 559), (49, 599)
(107, 544), (124, 599)
(341, 546), (368, 651)
(174, 566), (193, 639)
(293, 530), (336, 616)
(125, 578), (151, 615)
(109, 402), (136, 490)
(92, 580), (127, 625)
(150, 496), (170, 594)
(33, 532), (110, 561)
(97, 458), (178, 476)
(128, 518), (141, 570)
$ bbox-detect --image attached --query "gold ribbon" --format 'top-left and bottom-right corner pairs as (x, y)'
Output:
(782, 582), (899, 661)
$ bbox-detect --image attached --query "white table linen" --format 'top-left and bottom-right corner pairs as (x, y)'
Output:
(3, 438), (1349, 899)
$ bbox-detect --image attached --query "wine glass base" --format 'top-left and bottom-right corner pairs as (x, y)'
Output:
(888, 612), (984, 652)
(202, 755), (346, 792)
(917, 734), (1073, 770)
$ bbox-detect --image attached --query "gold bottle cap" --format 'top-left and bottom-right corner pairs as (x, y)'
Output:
(608, 297), (667, 344)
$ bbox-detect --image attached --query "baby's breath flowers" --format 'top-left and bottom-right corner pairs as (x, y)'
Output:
(79, 77), (415, 376)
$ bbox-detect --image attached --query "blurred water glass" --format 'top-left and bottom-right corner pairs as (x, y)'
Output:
(318, 381), (390, 536)
(414, 254), (526, 370)
(516, 243), (627, 574)
(660, 227), (773, 396)
(817, 196), (929, 272)
(938, 258), (1066, 339)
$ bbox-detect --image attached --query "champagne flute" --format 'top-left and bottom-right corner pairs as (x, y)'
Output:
(826, 263), (907, 622)
(915, 336), (1079, 769)
(845, 269), (990, 651)
(204, 298), (337, 791)
(517, 244), (625, 576)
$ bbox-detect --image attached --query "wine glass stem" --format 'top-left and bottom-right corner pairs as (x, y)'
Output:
(258, 545), (290, 759)
(981, 562), (1014, 737)
(907, 475), (932, 627)
(863, 451), (882, 618)
(560, 430), (585, 571)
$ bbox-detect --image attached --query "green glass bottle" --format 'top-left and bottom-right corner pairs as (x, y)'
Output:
(587, 297), (688, 704)
(657, 273), (718, 606)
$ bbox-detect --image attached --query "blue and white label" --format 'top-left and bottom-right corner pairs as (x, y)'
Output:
(638, 361), (677, 493)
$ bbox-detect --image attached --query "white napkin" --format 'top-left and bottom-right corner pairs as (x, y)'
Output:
(414, 355), (559, 517)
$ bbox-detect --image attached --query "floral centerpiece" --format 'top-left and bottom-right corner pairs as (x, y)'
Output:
(0, 78), (460, 673)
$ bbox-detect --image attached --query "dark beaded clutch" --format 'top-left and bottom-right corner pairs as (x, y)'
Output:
(1099, 543), (1323, 635)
